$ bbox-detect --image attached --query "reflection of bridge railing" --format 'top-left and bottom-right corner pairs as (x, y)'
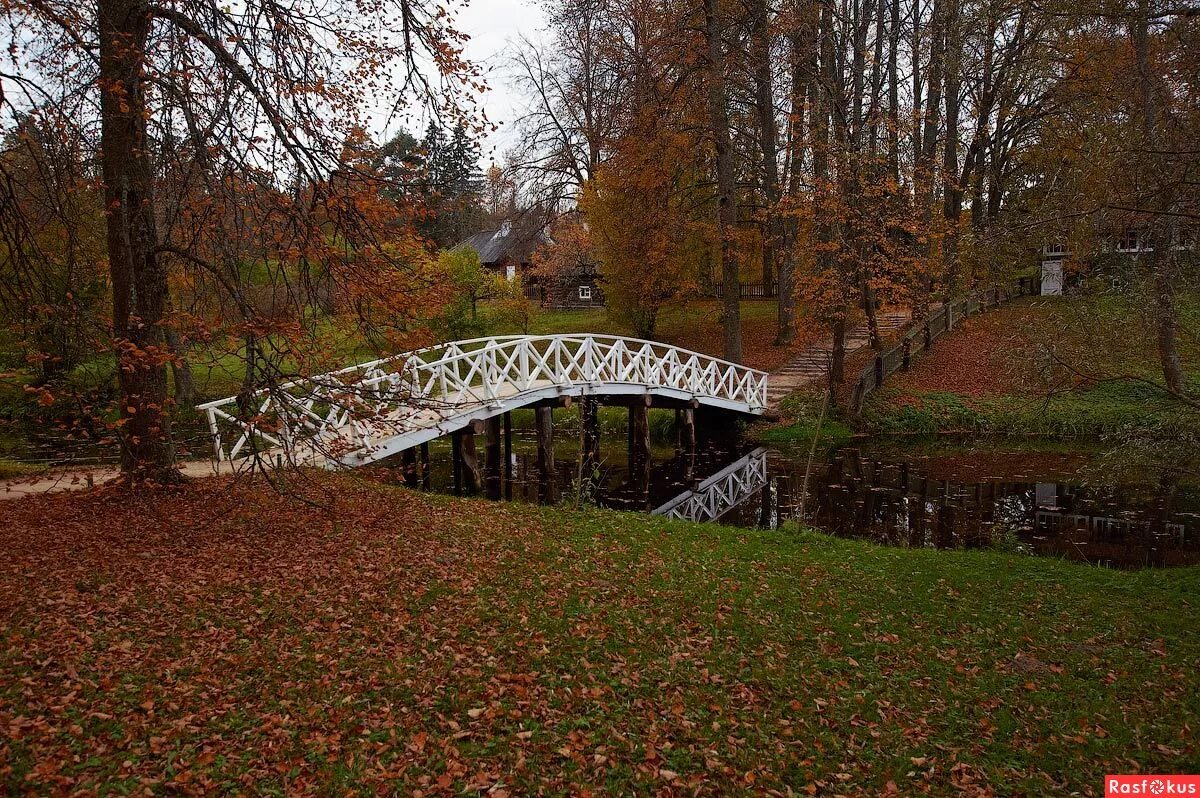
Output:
(652, 448), (769, 524)
(197, 335), (768, 468)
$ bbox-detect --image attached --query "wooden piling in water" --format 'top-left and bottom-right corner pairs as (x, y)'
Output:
(400, 447), (419, 488)
(420, 442), (430, 490)
(535, 406), (555, 475)
(485, 416), (503, 499)
(581, 397), (600, 475)
(451, 431), (463, 495)
(503, 412), (513, 500)
(534, 406), (557, 503)
(460, 421), (483, 495)
(679, 407), (696, 451)
(629, 404), (650, 466)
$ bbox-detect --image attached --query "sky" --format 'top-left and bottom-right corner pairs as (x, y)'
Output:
(439, 0), (548, 165)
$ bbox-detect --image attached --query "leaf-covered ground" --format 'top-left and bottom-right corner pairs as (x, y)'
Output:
(864, 295), (1200, 435)
(2, 474), (1197, 795)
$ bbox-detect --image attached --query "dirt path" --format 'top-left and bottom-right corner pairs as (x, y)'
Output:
(766, 311), (911, 407)
(0, 459), (232, 500)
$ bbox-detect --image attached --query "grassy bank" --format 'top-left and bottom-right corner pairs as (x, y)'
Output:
(1, 474), (1196, 794)
(862, 293), (1200, 437)
(753, 388), (854, 447)
(864, 379), (1200, 436)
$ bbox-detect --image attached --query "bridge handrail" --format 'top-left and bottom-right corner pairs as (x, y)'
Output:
(194, 334), (765, 411)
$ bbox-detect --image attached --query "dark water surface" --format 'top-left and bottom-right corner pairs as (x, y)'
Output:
(399, 425), (1200, 569)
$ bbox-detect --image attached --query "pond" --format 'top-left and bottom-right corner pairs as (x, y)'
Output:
(393, 417), (1200, 570)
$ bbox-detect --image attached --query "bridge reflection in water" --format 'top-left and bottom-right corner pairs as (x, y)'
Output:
(651, 448), (771, 524)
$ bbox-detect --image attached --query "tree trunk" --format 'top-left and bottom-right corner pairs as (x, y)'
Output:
(810, 0), (843, 402)
(911, 0), (923, 161)
(776, 0), (816, 346)
(1132, 0), (1186, 395)
(887, 0), (901, 183)
(704, 0), (742, 363)
(828, 317), (846, 393)
(164, 324), (197, 407)
(940, 0), (961, 296)
(1154, 268), (1186, 395)
(915, 0), (944, 309)
(100, 0), (177, 480)
(863, 282), (882, 349)
(752, 0), (780, 301)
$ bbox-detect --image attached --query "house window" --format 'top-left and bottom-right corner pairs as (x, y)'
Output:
(578, 285), (592, 301)
(1116, 230), (1142, 252)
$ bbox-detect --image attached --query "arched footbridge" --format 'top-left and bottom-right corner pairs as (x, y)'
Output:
(198, 334), (768, 468)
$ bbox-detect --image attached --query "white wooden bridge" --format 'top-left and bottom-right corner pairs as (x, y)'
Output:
(197, 334), (768, 468)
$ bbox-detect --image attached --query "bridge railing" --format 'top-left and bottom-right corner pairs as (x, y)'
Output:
(196, 334), (768, 465)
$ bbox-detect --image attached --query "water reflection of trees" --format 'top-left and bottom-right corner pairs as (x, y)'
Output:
(804, 449), (1199, 568)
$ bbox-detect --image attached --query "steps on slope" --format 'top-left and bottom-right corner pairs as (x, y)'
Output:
(766, 311), (910, 407)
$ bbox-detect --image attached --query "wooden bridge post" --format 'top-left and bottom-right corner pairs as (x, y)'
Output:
(400, 447), (419, 488)
(679, 406), (697, 451)
(462, 420), (484, 494)
(484, 415), (503, 500)
(901, 338), (912, 371)
(503, 412), (513, 500)
(581, 397), (600, 477)
(534, 406), (557, 503)
(628, 402), (651, 467)
(420, 442), (430, 490)
(451, 431), (463, 496)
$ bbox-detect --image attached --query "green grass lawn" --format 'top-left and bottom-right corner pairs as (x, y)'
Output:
(864, 379), (1200, 437)
(1, 474), (1196, 794)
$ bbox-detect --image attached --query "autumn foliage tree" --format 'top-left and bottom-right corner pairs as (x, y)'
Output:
(582, 121), (709, 339)
(3, 0), (479, 479)
(513, 0), (1199, 407)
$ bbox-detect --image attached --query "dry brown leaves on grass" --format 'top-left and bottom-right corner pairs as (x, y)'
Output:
(657, 302), (822, 372)
(885, 308), (1035, 399)
(0, 477), (540, 794)
(1, 473), (1196, 795)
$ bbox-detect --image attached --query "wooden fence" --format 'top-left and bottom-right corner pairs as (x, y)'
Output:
(710, 282), (776, 299)
(849, 277), (1036, 415)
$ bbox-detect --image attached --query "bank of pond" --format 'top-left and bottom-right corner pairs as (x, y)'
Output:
(4, 401), (1197, 569)
(381, 408), (1199, 570)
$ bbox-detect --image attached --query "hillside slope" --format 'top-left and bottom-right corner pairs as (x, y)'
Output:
(863, 294), (1200, 436)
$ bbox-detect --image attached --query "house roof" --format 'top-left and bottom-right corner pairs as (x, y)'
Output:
(453, 221), (550, 266)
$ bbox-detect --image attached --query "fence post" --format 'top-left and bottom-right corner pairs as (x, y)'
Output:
(851, 376), (866, 416)
(873, 354), (884, 387)
(947, 302), (954, 330)
(923, 322), (932, 350)
(902, 338), (912, 371)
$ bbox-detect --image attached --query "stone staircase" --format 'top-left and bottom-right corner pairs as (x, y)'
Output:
(766, 311), (911, 408)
